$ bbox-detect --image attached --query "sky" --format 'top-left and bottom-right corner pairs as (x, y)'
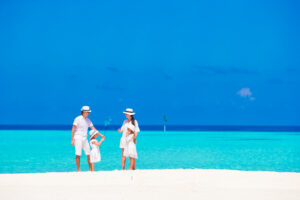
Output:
(0, 0), (299, 126)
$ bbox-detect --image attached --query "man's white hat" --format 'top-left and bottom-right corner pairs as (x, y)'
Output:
(89, 130), (98, 139)
(127, 123), (135, 132)
(123, 108), (135, 115)
(81, 106), (91, 112)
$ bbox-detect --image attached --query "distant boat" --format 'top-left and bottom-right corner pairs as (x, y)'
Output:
(163, 115), (167, 132)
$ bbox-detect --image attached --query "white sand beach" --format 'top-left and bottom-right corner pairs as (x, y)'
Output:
(0, 169), (299, 200)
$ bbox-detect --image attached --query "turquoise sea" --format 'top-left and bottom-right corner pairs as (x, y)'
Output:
(0, 130), (300, 173)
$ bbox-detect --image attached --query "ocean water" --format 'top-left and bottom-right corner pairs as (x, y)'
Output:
(0, 130), (299, 173)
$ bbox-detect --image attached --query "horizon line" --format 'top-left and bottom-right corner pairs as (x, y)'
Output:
(0, 124), (300, 132)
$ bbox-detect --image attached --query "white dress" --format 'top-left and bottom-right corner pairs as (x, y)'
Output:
(90, 139), (101, 163)
(120, 119), (140, 148)
(123, 134), (138, 159)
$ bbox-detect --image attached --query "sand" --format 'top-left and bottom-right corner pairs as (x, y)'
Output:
(0, 169), (299, 200)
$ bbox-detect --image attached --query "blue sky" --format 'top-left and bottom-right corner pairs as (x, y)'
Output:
(0, 0), (299, 126)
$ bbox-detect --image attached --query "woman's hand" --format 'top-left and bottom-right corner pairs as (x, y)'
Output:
(118, 129), (122, 133)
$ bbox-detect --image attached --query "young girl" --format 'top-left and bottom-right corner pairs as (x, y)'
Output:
(89, 130), (105, 171)
(123, 123), (138, 170)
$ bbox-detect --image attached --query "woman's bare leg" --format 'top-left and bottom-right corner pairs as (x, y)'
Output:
(132, 158), (136, 170)
(122, 148), (126, 170)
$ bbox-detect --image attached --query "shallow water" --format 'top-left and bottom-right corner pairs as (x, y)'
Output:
(0, 130), (299, 173)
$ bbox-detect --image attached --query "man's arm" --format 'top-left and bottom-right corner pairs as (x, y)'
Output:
(71, 125), (76, 146)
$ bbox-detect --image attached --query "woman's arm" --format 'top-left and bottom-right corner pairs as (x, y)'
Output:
(118, 121), (125, 133)
(134, 120), (140, 139)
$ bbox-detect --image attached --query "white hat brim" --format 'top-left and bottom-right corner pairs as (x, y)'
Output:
(90, 132), (98, 139)
(82, 110), (92, 112)
(123, 112), (135, 115)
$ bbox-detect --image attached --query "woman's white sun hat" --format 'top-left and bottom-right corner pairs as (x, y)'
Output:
(89, 130), (98, 139)
(123, 108), (135, 115)
(81, 106), (91, 112)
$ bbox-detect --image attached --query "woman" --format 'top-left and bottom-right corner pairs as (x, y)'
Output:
(123, 123), (138, 170)
(118, 108), (140, 170)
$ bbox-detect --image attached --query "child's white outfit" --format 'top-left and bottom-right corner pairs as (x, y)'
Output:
(123, 134), (138, 159)
(90, 139), (101, 163)
(119, 119), (140, 148)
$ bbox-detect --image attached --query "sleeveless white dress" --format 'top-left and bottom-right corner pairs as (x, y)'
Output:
(123, 134), (138, 159)
(90, 139), (101, 163)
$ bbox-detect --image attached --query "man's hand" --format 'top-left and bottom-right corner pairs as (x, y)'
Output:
(118, 129), (122, 133)
(71, 139), (75, 146)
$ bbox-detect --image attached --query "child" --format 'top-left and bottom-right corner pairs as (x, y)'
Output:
(89, 130), (105, 171)
(123, 123), (138, 170)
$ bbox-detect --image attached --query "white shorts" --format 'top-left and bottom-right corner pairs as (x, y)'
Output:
(74, 137), (91, 156)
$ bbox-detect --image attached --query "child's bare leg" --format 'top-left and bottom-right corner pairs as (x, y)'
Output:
(122, 148), (126, 170)
(129, 158), (135, 170)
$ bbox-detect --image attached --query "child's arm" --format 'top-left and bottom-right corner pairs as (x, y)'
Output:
(126, 134), (134, 142)
(92, 138), (105, 147)
(92, 133), (105, 146)
(97, 132), (105, 139)
(98, 138), (105, 146)
(134, 132), (138, 139)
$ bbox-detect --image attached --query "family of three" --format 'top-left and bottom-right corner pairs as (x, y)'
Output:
(71, 106), (140, 171)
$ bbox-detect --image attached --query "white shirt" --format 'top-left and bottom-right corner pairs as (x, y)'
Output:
(120, 119), (140, 138)
(73, 115), (93, 138)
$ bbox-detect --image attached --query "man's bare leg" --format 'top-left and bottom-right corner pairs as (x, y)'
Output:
(76, 155), (80, 172)
(87, 155), (92, 171)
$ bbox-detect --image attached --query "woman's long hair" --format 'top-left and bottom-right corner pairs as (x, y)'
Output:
(130, 115), (136, 126)
(130, 115), (137, 144)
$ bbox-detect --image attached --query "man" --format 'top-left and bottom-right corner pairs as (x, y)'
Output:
(71, 106), (104, 171)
